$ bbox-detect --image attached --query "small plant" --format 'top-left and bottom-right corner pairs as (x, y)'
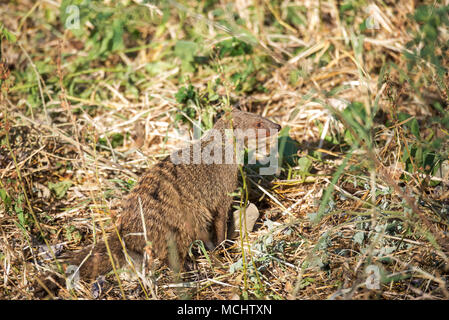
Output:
(404, 4), (449, 93)
(48, 180), (73, 199)
(174, 84), (200, 124)
(174, 84), (221, 131)
(398, 112), (445, 180)
(60, 0), (149, 61)
(213, 37), (269, 93)
(174, 40), (199, 73)
(216, 37), (253, 58)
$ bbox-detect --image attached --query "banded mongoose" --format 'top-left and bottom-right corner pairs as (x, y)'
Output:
(40, 107), (281, 286)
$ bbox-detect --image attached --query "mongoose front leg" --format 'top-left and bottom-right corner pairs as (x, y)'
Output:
(198, 229), (215, 251)
(214, 215), (227, 246)
(214, 199), (232, 246)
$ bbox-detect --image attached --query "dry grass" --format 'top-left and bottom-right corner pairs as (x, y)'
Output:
(0, 0), (448, 300)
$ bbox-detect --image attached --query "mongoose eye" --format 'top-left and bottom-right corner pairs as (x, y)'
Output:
(256, 122), (262, 128)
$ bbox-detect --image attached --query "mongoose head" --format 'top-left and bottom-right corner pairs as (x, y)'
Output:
(215, 107), (281, 140)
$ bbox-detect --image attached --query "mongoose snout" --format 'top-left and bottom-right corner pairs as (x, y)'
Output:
(256, 122), (281, 137)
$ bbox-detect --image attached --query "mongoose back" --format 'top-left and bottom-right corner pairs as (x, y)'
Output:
(38, 107), (281, 289)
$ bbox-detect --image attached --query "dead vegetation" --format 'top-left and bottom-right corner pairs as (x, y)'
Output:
(0, 0), (448, 299)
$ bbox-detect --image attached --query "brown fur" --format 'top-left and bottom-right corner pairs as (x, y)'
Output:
(35, 107), (281, 291)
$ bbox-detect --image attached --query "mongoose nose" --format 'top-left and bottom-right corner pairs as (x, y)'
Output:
(275, 124), (281, 131)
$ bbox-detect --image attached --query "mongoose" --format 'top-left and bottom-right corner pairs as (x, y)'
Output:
(36, 107), (281, 291)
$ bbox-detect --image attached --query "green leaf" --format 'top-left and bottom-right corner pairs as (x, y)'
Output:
(111, 19), (124, 51)
(297, 157), (312, 174)
(344, 128), (355, 145)
(174, 41), (197, 72)
(65, 225), (82, 242)
(277, 126), (300, 166)
(414, 5), (431, 23)
(287, 6), (306, 26)
(415, 146), (423, 167)
(175, 84), (197, 104)
(48, 180), (73, 199)
(17, 211), (25, 227)
(217, 38), (253, 58)
(409, 118), (420, 139)
(145, 61), (172, 76)
(297, 277), (315, 289)
(0, 189), (11, 209)
(0, 24), (17, 43)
